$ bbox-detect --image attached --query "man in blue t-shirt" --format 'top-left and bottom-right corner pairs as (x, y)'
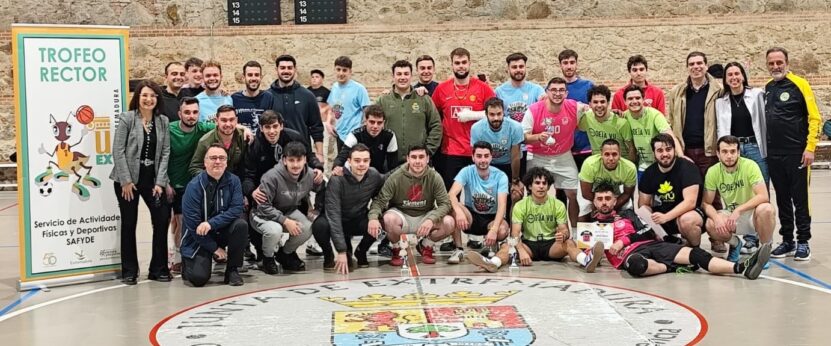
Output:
(471, 98), (524, 188)
(447, 141), (510, 257)
(495, 52), (544, 180)
(231, 60), (273, 135)
(327, 56), (371, 152)
(196, 61), (233, 122)
(559, 49), (595, 170)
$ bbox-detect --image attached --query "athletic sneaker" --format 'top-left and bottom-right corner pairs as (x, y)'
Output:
(727, 236), (744, 262)
(771, 241), (796, 258)
(467, 240), (483, 250)
(743, 242), (772, 280)
(306, 243), (324, 257)
(741, 234), (759, 254)
(584, 242), (604, 273)
(466, 250), (497, 272)
(448, 249), (464, 264)
(419, 242), (436, 264)
(794, 242), (811, 261)
(389, 248), (404, 266)
(355, 250), (370, 268)
(440, 242), (455, 252)
(377, 242), (393, 257)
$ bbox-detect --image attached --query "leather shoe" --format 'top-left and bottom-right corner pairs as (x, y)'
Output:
(121, 276), (137, 285)
(148, 273), (172, 282)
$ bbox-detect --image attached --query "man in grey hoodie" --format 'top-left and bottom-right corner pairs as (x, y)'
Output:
(250, 141), (323, 273)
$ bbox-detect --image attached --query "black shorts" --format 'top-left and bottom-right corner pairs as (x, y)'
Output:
(442, 155), (473, 190)
(661, 207), (706, 235)
(633, 241), (683, 267)
(464, 206), (496, 236)
(172, 187), (186, 214)
(522, 238), (560, 261)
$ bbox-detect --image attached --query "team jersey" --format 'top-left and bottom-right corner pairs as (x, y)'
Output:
(454, 165), (509, 215)
(578, 154), (637, 191)
(470, 118), (524, 166)
(496, 81), (543, 153)
(704, 157), (764, 212)
(521, 99), (578, 156)
(512, 196), (567, 241)
(432, 78), (495, 156)
(168, 121), (216, 188)
(578, 110), (633, 154)
(195, 92), (233, 122)
(328, 80), (371, 139)
(624, 107), (671, 171)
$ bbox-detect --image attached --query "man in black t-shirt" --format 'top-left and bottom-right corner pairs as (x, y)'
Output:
(638, 133), (706, 247)
(308, 69), (331, 106)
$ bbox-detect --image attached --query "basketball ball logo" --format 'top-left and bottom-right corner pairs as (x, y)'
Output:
(75, 105), (94, 125)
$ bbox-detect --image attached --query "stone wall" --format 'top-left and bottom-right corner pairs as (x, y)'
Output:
(1, 1), (831, 185)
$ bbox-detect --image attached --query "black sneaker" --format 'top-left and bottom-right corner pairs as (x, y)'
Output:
(262, 256), (279, 275)
(306, 243), (324, 257)
(377, 242), (393, 257)
(323, 259), (336, 272)
(467, 240), (483, 250)
(283, 252), (306, 272)
(794, 242), (811, 261)
(440, 242), (455, 252)
(224, 268), (244, 286)
(743, 242), (772, 280)
(244, 247), (256, 261)
(771, 241), (796, 258)
(355, 250), (369, 268)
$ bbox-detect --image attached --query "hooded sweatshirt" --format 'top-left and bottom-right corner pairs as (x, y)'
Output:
(242, 128), (323, 199)
(368, 164), (450, 225)
(326, 167), (385, 252)
(253, 161), (323, 224)
(266, 80), (324, 144)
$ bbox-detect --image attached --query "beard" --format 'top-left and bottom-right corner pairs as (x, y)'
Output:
(510, 72), (525, 82)
(489, 120), (502, 130)
(454, 70), (469, 80)
(657, 156), (676, 169)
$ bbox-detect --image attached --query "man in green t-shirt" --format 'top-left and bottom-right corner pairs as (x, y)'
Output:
(703, 135), (775, 262)
(622, 85), (684, 175)
(466, 167), (601, 272)
(578, 85), (636, 161)
(578, 139), (637, 220)
(166, 97), (216, 272)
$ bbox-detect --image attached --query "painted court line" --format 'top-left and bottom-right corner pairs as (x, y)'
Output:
(761, 275), (831, 295)
(768, 260), (831, 290)
(0, 289), (41, 317)
(0, 203), (17, 213)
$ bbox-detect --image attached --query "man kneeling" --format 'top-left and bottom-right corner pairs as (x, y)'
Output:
(593, 182), (769, 279)
(181, 144), (247, 287)
(467, 167), (601, 272)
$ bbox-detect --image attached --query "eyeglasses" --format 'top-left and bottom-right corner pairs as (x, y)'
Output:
(207, 156), (227, 161)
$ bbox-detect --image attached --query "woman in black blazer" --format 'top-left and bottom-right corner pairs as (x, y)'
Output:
(110, 80), (172, 285)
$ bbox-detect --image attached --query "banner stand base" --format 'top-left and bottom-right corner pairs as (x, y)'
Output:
(18, 271), (120, 292)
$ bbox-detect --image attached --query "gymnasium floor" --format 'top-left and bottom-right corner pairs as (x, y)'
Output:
(0, 172), (829, 345)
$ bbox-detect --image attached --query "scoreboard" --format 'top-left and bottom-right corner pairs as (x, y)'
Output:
(227, 1), (282, 26)
(295, 0), (347, 24)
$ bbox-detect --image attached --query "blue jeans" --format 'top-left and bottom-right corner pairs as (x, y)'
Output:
(740, 142), (769, 185)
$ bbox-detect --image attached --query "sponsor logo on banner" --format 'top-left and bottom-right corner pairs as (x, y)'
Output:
(151, 276), (706, 345)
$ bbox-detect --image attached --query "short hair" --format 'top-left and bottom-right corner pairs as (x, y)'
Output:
(484, 97), (504, 111)
(364, 104), (386, 120)
(391, 60), (412, 73)
(416, 55), (435, 66)
(216, 104), (236, 116)
(259, 110), (284, 126)
(546, 77), (567, 89)
(407, 144), (429, 156)
(179, 96), (199, 108)
(284, 141), (307, 158)
(473, 141), (492, 153)
(722, 62), (750, 92)
(766, 47), (789, 62)
(164, 62), (183, 75)
(334, 56), (352, 69)
(587, 85), (611, 102)
(627, 55), (648, 71)
(522, 167), (554, 189)
(505, 52), (528, 65)
(310, 69), (324, 78)
(558, 49), (578, 62)
(206, 143), (228, 155)
(707, 64), (724, 79)
(349, 143), (370, 159)
(593, 181), (619, 195)
(184, 57), (203, 71)
(717, 135), (740, 150)
(201, 60), (222, 73)
(650, 133), (676, 151)
(623, 84), (644, 98)
(686, 51), (708, 65)
(242, 60), (262, 74)
(450, 47), (470, 60)
(275, 54), (296, 67)
(601, 138), (621, 150)
(128, 80), (163, 115)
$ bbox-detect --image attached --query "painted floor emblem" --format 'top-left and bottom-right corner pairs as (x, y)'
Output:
(151, 276), (706, 345)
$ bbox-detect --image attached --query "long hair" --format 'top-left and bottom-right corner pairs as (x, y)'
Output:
(128, 79), (164, 116)
(722, 62), (750, 92)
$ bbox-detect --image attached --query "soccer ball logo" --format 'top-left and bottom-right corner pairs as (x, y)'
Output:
(39, 181), (53, 197)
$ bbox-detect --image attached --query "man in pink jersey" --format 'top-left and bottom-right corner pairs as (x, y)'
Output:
(521, 77), (581, 228)
(432, 47), (496, 189)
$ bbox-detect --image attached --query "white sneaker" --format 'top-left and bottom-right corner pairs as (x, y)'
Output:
(448, 249), (464, 264)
